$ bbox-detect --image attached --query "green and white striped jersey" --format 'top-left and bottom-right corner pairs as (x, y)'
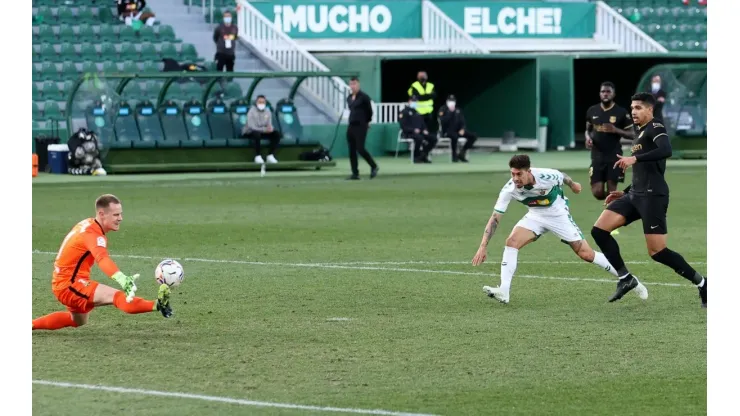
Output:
(494, 168), (569, 217)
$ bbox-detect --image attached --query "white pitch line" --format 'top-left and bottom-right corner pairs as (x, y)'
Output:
(320, 260), (706, 266)
(32, 380), (436, 416)
(31, 251), (687, 287)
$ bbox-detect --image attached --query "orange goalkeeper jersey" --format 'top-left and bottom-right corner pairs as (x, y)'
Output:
(52, 218), (120, 291)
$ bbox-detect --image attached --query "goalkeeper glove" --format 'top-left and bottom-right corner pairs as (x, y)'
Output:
(112, 271), (140, 303)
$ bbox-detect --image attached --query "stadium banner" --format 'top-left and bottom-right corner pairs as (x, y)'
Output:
(252, 0), (422, 38)
(434, 1), (596, 38)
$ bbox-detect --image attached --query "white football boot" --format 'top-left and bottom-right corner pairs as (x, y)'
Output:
(483, 286), (510, 304)
(633, 277), (649, 300)
(254, 155), (265, 164)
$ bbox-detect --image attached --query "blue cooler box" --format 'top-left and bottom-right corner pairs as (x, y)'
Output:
(47, 144), (69, 174)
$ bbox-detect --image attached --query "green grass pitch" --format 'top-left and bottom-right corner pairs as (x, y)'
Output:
(32, 162), (707, 415)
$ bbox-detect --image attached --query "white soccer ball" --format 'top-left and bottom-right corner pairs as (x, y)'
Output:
(155, 259), (184, 287)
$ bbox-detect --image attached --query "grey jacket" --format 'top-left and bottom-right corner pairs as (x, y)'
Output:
(243, 105), (273, 134)
(213, 24), (238, 55)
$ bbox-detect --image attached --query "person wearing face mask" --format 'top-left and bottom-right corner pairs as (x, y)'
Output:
(407, 71), (437, 134)
(243, 95), (281, 164)
(438, 95), (478, 163)
(213, 11), (239, 73)
(585, 82), (635, 201)
(345, 77), (378, 180)
(399, 95), (437, 163)
(650, 75), (667, 121)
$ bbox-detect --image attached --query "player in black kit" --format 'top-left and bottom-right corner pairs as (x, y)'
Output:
(585, 82), (635, 200)
(590, 92), (707, 307)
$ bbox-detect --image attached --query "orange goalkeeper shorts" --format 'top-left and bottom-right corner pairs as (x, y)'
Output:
(53, 279), (99, 314)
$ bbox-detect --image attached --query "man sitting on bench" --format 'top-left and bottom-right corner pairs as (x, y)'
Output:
(242, 95), (282, 164)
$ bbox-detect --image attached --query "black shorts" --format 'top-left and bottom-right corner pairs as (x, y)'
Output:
(590, 159), (625, 185)
(606, 193), (669, 234)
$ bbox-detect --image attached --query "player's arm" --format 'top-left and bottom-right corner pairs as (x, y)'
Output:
(473, 187), (511, 265)
(480, 211), (503, 249)
(82, 234), (139, 299)
(557, 171), (582, 194)
(634, 126), (672, 162)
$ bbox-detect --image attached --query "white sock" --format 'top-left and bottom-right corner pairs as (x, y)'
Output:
(697, 278), (705, 288)
(592, 251), (619, 277)
(500, 246), (519, 294)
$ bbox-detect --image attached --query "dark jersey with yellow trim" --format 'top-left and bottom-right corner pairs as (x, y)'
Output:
(586, 103), (632, 160)
(629, 119), (670, 196)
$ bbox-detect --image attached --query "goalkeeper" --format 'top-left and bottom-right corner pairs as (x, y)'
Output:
(32, 194), (173, 331)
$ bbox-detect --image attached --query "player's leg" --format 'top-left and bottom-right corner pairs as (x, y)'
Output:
(33, 282), (95, 330)
(93, 282), (173, 317)
(589, 162), (607, 200)
(591, 195), (644, 301)
(483, 218), (541, 304)
(637, 196), (707, 307)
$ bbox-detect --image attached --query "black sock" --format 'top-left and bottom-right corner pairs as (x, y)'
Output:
(651, 248), (703, 285)
(591, 227), (630, 277)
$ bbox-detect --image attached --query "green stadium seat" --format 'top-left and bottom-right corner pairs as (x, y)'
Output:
(77, 7), (97, 24)
(224, 83), (243, 100)
(40, 62), (58, 82)
(85, 103), (116, 146)
(182, 83), (203, 101)
(33, 83), (43, 101)
(36, 26), (55, 44)
(60, 80), (74, 100)
(164, 83), (182, 101)
(43, 101), (63, 120)
(159, 101), (190, 148)
(59, 43), (77, 62)
(207, 99), (234, 141)
(184, 101), (218, 146)
(102, 61), (119, 75)
(77, 24), (96, 41)
(121, 61), (139, 74)
(99, 6), (117, 24)
(119, 26), (138, 43)
(112, 102), (137, 148)
(34, 7), (54, 25)
(134, 101), (162, 148)
(80, 43), (98, 61)
(228, 100), (250, 147)
(140, 43), (159, 61)
(181, 44), (198, 61)
(138, 26), (156, 42)
(42, 81), (63, 101)
(157, 25), (179, 43)
(37, 44), (56, 62)
(121, 83), (143, 102)
(119, 44), (137, 60)
(275, 98), (302, 144)
(160, 43), (177, 59)
(141, 61), (160, 73)
(638, 7), (654, 20)
(98, 25), (117, 42)
(57, 7), (75, 24)
(33, 103), (44, 121)
(100, 43), (117, 60)
(81, 61), (98, 75)
(58, 26), (77, 43)
(671, 6), (687, 19)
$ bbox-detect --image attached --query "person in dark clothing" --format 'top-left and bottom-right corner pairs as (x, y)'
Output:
(345, 77), (378, 180)
(650, 74), (667, 121)
(399, 95), (437, 163)
(438, 95), (477, 163)
(591, 92), (706, 307)
(213, 11), (238, 72)
(117, 0), (155, 26)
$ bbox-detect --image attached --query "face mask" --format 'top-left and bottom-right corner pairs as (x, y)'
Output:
(409, 102), (417, 109)
(256, 103), (266, 111)
(418, 77), (427, 83)
(651, 82), (660, 92)
(446, 101), (456, 110)
(223, 17), (232, 24)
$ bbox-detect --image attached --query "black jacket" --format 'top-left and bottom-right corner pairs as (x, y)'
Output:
(399, 107), (427, 134)
(347, 90), (373, 126)
(438, 106), (466, 135)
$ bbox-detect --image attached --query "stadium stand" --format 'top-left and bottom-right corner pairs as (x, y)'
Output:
(606, 0), (707, 51)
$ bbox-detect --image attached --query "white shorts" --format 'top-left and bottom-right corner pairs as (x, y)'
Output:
(515, 211), (585, 243)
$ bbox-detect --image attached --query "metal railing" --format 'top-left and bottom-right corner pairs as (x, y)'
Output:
(421, 0), (487, 54)
(594, 1), (668, 53)
(236, 0), (350, 118)
(372, 103), (406, 124)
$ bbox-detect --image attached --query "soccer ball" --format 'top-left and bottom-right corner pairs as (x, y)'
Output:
(155, 259), (184, 287)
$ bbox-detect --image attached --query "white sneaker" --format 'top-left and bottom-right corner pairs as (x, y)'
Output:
(483, 285), (510, 304)
(254, 155), (265, 164)
(633, 277), (649, 300)
(266, 154), (278, 164)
